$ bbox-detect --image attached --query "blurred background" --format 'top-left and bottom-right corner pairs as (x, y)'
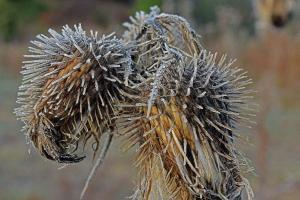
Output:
(0, 0), (299, 199)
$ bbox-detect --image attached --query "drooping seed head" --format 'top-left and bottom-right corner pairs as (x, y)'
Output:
(15, 24), (132, 163)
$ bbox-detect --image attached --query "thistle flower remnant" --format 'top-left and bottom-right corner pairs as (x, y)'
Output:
(15, 6), (255, 200)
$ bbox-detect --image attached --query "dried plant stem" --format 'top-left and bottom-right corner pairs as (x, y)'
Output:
(80, 133), (113, 200)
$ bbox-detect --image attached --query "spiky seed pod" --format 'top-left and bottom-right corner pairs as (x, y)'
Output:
(15, 24), (132, 163)
(120, 8), (254, 200)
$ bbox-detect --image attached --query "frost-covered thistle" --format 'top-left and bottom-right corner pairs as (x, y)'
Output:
(15, 6), (255, 200)
(119, 7), (254, 200)
(15, 24), (132, 163)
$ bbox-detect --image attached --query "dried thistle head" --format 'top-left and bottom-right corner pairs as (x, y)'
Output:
(15, 24), (132, 163)
(15, 6), (255, 200)
(120, 7), (254, 200)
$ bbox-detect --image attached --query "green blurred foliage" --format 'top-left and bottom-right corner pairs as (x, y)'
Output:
(0, 0), (47, 41)
(133, 0), (162, 12)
